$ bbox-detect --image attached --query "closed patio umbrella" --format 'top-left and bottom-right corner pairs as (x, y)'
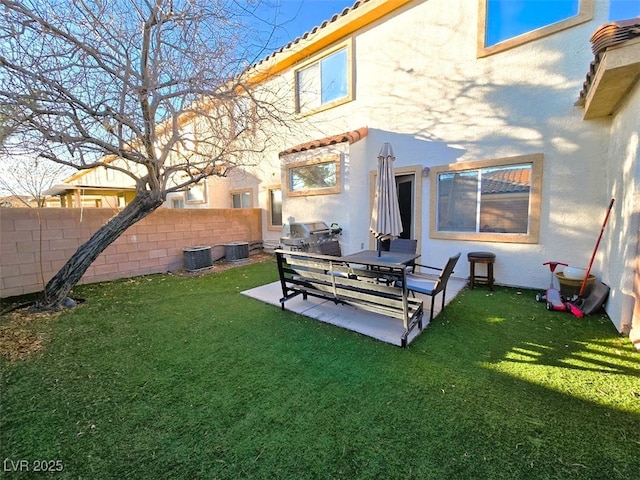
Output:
(370, 142), (402, 255)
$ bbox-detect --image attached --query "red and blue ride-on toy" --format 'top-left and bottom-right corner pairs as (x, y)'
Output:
(536, 261), (573, 312)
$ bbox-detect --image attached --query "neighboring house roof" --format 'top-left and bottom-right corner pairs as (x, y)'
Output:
(0, 195), (32, 207)
(577, 18), (640, 116)
(279, 127), (368, 156)
(482, 168), (531, 194)
(43, 184), (136, 196)
(439, 167), (531, 195)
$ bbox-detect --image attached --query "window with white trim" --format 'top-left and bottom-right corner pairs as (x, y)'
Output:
(231, 190), (251, 208)
(186, 182), (206, 204)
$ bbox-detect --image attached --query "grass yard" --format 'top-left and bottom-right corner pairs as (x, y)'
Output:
(1, 256), (639, 479)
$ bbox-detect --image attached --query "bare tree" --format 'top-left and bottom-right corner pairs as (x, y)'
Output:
(0, 153), (71, 207)
(0, 104), (16, 146)
(0, 0), (290, 309)
(0, 152), (74, 299)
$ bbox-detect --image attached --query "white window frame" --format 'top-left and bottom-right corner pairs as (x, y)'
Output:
(230, 189), (252, 208)
(232, 94), (255, 136)
(186, 182), (206, 204)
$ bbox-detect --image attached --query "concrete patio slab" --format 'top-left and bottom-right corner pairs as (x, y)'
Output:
(241, 277), (468, 347)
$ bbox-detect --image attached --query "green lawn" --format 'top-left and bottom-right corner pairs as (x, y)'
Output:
(1, 257), (639, 479)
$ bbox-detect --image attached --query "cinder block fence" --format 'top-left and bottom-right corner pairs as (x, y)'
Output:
(0, 207), (262, 298)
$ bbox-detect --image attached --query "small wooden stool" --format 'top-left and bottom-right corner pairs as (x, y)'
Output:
(467, 251), (496, 291)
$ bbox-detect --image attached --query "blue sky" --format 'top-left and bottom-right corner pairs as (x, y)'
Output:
(261, 0), (640, 50)
(257, 0), (356, 48)
(609, 0), (640, 19)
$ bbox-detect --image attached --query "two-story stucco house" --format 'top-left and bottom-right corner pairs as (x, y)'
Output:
(48, 0), (640, 344)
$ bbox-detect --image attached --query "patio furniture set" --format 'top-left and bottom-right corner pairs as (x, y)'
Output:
(275, 240), (462, 347)
(272, 142), (497, 346)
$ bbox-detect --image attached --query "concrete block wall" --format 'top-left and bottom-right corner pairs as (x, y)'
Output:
(0, 207), (262, 298)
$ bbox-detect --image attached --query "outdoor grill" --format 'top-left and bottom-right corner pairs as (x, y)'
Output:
(280, 221), (341, 253)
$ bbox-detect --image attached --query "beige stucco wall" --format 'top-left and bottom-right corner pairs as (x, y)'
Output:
(606, 78), (640, 335)
(275, 0), (610, 282)
(0, 207), (262, 298)
(253, 0), (637, 332)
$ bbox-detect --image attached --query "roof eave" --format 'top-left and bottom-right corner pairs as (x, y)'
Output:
(244, 0), (413, 86)
(279, 127), (369, 156)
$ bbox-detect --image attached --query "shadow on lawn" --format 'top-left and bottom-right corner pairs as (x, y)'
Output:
(495, 339), (640, 376)
(429, 286), (640, 393)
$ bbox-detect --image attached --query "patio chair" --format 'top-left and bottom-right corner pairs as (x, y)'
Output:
(389, 238), (418, 254)
(399, 252), (461, 322)
(370, 238), (418, 278)
(389, 238), (418, 268)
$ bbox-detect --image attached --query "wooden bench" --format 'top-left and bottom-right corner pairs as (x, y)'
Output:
(275, 249), (424, 347)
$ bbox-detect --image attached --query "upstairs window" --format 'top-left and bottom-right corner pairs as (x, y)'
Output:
(478, 0), (594, 57)
(295, 45), (351, 115)
(232, 95), (255, 136)
(186, 182), (206, 204)
(231, 190), (252, 208)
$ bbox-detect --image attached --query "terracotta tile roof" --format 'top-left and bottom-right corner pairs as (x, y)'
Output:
(482, 167), (531, 194)
(279, 127), (368, 156)
(577, 18), (640, 106)
(590, 18), (640, 56)
(437, 167), (531, 196)
(251, 0), (370, 70)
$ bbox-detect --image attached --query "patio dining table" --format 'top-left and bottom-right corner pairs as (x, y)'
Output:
(342, 250), (420, 266)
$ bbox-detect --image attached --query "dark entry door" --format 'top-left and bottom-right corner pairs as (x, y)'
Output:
(396, 175), (414, 239)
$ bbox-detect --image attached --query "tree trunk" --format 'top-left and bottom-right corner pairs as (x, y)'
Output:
(38, 190), (164, 311)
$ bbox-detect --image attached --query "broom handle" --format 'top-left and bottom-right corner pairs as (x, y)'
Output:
(579, 198), (615, 297)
